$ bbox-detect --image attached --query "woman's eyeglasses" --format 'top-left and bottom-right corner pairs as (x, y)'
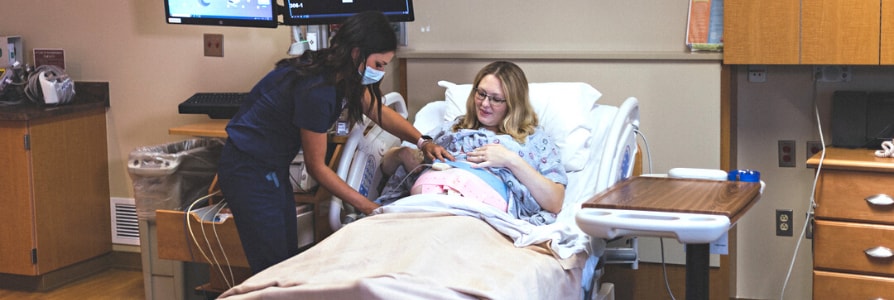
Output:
(474, 88), (506, 106)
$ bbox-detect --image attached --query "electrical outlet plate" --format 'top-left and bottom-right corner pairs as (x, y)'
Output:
(814, 65), (851, 82)
(776, 209), (793, 237)
(204, 33), (223, 57)
(748, 65), (767, 83)
(778, 140), (796, 168)
(806, 141), (823, 159)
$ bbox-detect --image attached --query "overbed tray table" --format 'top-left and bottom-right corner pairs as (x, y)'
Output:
(576, 176), (762, 300)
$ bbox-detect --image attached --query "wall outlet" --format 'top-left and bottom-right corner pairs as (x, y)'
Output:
(203, 33), (223, 57)
(806, 141), (823, 159)
(776, 209), (793, 237)
(748, 65), (767, 83)
(778, 140), (796, 168)
(814, 65), (851, 82)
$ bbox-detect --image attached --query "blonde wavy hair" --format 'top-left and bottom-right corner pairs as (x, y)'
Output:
(452, 61), (538, 143)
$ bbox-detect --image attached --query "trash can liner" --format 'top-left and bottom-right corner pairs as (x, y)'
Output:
(127, 138), (224, 221)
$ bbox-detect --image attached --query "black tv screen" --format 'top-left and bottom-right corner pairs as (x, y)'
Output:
(165, 0), (278, 28)
(282, 0), (414, 25)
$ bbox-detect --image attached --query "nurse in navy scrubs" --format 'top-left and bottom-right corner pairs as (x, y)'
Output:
(217, 11), (451, 274)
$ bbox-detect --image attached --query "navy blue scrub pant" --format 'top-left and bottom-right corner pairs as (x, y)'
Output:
(217, 141), (298, 274)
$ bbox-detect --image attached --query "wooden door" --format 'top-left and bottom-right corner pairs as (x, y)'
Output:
(29, 110), (111, 274)
(0, 120), (38, 275)
(723, 0), (800, 64)
(801, 0), (880, 64)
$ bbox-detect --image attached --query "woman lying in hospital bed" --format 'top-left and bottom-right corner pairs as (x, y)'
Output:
(376, 61), (567, 225)
(218, 61), (633, 300)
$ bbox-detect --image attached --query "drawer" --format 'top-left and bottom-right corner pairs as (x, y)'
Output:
(156, 205), (314, 269)
(813, 270), (894, 299)
(814, 220), (894, 276)
(816, 169), (894, 224)
(156, 208), (250, 268)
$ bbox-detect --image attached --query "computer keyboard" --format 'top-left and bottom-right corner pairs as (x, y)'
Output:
(178, 92), (247, 119)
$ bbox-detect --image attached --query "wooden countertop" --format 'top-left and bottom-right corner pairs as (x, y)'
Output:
(169, 120), (349, 143)
(582, 176), (762, 224)
(807, 147), (894, 173)
(168, 120), (230, 138)
(0, 82), (109, 120)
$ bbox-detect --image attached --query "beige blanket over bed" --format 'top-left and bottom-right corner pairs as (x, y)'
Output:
(218, 209), (587, 300)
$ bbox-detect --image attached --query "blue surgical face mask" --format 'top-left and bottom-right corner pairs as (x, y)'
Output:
(360, 66), (385, 85)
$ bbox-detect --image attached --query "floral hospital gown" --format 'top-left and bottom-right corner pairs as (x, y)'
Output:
(376, 118), (567, 225)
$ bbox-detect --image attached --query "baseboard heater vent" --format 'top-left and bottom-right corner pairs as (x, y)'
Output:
(110, 197), (140, 246)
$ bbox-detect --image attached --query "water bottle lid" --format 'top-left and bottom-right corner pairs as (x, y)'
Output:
(728, 169), (760, 182)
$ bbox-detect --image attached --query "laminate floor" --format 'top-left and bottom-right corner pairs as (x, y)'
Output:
(0, 268), (143, 300)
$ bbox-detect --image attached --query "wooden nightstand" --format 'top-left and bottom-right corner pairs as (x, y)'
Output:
(808, 147), (894, 299)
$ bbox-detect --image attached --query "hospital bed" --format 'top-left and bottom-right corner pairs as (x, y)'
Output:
(218, 81), (641, 300)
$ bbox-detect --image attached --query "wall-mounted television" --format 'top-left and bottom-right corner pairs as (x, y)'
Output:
(164, 0), (278, 28)
(281, 0), (414, 26)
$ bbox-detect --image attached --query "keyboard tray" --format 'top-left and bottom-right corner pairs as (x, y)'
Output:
(178, 92), (247, 119)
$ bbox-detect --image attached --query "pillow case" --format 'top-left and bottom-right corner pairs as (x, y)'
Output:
(438, 81), (602, 171)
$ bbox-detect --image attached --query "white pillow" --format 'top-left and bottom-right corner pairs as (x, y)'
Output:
(438, 81), (602, 171)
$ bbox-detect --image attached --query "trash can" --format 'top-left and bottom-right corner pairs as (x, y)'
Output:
(128, 137), (224, 221)
(127, 137), (224, 300)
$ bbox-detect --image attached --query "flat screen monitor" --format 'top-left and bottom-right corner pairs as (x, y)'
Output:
(164, 0), (278, 28)
(282, 0), (414, 25)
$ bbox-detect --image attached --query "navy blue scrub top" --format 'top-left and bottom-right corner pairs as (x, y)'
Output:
(225, 66), (341, 168)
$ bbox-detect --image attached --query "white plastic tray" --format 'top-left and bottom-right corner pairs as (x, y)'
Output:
(575, 208), (731, 244)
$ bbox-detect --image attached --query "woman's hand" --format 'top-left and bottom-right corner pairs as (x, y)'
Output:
(466, 144), (516, 168)
(468, 143), (565, 213)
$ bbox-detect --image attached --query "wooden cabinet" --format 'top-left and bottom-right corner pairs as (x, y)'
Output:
(801, 0), (880, 65)
(0, 108), (111, 276)
(724, 0), (800, 64)
(882, 0), (894, 64)
(808, 148), (894, 299)
(726, 0), (894, 65)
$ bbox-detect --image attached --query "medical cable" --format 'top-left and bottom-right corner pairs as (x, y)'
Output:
(638, 129), (676, 300)
(23, 64), (75, 105)
(779, 74), (824, 300)
(212, 201), (237, 282)
(659, 238), (676, 300)
(185, 192), (217, 266)
(182, 193), (212, 299)
(391, 163), (435, 190)
(206, 200), (236, 288)
(185, 191), (235, 288)
(634, 129), (653, 174)
(197, 200), (234, 288)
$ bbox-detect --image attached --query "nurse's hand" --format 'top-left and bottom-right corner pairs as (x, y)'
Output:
(420, 142), (454, 162)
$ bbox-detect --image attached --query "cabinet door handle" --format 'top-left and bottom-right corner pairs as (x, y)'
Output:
(865, 194), (894, 206)
(864, 246), (894, 259)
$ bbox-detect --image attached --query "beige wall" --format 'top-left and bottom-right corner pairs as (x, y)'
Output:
(0, 1), (815, 299)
